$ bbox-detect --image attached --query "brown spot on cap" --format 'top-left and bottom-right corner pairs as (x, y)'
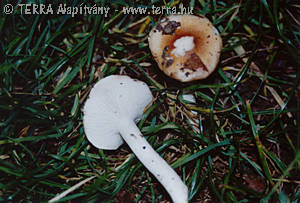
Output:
(156, 24), (163, 32)
(162, 45), (170, 59)
(184, 53), (208, 72)
(165, 59), (174, 68)
(162, 21), (181, 35)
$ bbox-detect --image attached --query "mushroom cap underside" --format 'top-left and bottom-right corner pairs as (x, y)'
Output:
(148, 15), (222, 82)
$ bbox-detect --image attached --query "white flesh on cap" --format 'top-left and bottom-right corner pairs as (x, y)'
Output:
(172, 36), (195, 56)
(83, 75), (188, 203)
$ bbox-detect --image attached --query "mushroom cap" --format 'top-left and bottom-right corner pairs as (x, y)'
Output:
(83, 75), (153, 150)
(148, 14), (222, 82)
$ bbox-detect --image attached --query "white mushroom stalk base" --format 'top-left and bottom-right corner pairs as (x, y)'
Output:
(119, 119), (188, 203)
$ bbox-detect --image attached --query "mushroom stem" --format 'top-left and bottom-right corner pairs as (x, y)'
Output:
(119, 119), (188, 203)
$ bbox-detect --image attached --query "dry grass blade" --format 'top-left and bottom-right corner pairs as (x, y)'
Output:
(48, 176), (96, 203)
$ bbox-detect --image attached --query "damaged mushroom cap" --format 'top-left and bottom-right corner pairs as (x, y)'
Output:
(148, 14), (222, 82)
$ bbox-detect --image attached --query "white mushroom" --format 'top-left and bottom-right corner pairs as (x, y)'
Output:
(83, 75), (188, 203)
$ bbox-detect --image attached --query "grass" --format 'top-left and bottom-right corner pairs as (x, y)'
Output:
(0, 0), (299, 202)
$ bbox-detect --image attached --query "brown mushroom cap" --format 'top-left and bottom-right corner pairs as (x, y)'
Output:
(148, 15), (222, 82)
